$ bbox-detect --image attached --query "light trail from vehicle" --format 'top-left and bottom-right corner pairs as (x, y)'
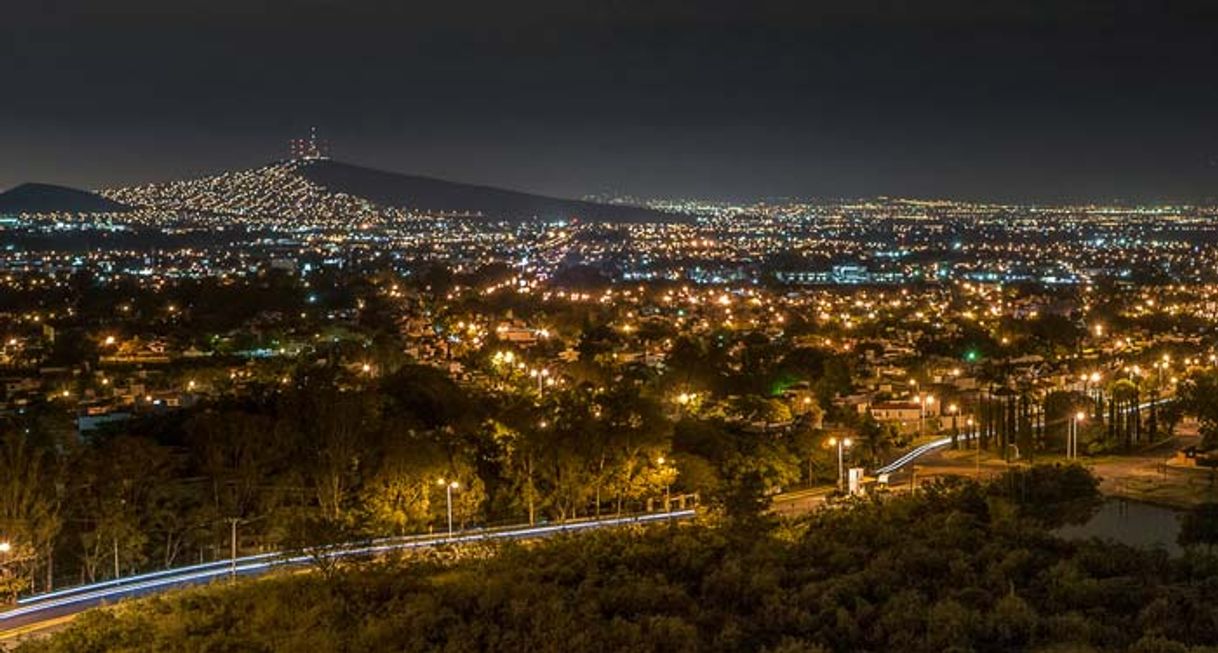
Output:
(1, 510), (694, 627)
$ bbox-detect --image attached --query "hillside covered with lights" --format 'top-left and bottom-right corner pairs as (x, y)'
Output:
(100, 158), (680, 225)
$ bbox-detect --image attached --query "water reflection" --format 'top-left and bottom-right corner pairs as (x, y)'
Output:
(1056, 498), (1182, 555)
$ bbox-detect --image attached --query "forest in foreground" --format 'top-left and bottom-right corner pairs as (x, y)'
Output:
(21, 465), (1218, 653)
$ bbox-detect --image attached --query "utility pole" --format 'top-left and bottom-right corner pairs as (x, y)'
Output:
(967, 417), (979, 478)
(828, 437), (852, 492)
(655, 457), (673, 511)
(229, 518), (240, 580)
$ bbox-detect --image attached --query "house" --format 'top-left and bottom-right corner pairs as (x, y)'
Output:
(869, 401), (923, 423)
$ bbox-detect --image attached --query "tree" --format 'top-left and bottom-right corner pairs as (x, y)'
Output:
(359, 436), (445, 535)
(789, 421), (832, 485)
(0, 429), (62, 597)
(595, 386), (672, 515)
(855, 413), (896, 467)
(489, 398), (547, 525)
(308, 391), (378, 520)
(986, 463), (1101, 527)
(187, 410), (284, 526)
(1179, 370), (1218, 449)
(723, 396), (792, 429)
(1159, 400), (1184, 439)
(71, 435), (177, 581)
(1179, 503), (1218, 550)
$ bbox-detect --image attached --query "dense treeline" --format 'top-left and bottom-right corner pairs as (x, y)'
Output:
(0, 360), (836, 598)
(25, 465), (1218, 652)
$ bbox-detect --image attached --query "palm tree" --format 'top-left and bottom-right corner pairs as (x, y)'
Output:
(1109, 379), (1139, 450)
(855, 414), (896, 468)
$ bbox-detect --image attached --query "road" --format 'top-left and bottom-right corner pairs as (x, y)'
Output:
(875, 396), (1176, 477)
(874, 435), (960, 476)
(0, 510), (694, 645)
(770, 486), (834, 515)
(0, 400), (1189, 643)
(778, 398), (1185, 512)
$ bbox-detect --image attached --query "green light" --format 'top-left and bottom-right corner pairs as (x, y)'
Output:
(965, 350), (978, 362)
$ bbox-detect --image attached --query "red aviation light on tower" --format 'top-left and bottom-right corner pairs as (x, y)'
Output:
(288, 127), (329, 160)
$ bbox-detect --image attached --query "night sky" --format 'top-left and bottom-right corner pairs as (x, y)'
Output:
(4, 0), (1217, 202)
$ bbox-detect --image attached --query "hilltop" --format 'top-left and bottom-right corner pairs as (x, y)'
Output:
(300, 159), (678, 223)
(0, 183), (131, 215)
(100, 158), (681, 224)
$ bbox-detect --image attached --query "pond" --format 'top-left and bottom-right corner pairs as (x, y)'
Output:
(1055, 498), (1183, 555)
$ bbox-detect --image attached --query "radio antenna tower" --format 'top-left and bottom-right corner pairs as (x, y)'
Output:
(289, 127), (329, 160)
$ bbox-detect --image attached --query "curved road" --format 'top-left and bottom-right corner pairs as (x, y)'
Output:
(0, 510), (694, 643)
(875, 397), (1176, 477)
(0, 398), (1183, 642)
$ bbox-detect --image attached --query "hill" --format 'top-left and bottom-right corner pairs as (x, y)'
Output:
(101, 159), (681, 224)
(0, 183), (130, 215)
(299, 159), (679, 223)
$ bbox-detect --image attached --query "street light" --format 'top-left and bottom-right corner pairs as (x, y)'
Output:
(0, 541), (10, 554)
(1069, 411), (1086, 460)
(948, 402), (959, 447)
(657, 456), (672, 511)
(1081, 371), (1103, 418)
(918, 394), (935, 436)
(528, 367), (554, 393)
(967, 417), (979, 476)
(676, 392), (697, 417)
(827, 437), (853, 492)
(436, 478), (460, 538)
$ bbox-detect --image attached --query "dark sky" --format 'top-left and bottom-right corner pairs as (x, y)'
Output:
(3, 0), (1217, 202)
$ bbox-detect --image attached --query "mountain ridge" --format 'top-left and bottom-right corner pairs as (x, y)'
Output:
(0, 183), (131, 215)
(299, 159), (680, 223)
(100, 158), (683, 224)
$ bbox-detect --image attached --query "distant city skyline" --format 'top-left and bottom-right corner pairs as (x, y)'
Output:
(3, 0), (1217, 203)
